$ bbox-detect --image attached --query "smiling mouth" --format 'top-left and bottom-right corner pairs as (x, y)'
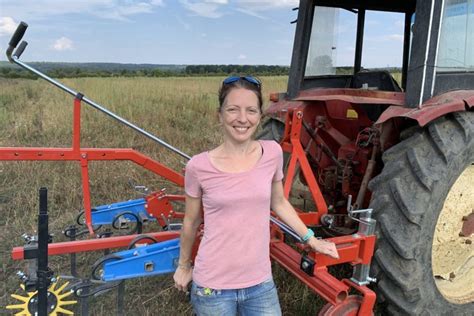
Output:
(233, 126), (250, 133)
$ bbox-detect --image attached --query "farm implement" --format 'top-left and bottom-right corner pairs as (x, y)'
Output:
(3, 0), (474, 315)
(3, 21), (377, 316)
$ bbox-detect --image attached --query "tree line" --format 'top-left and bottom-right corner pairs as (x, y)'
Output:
(0, 64), (289, 79)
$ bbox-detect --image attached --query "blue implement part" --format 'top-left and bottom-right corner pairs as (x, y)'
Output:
(102, 238), (180, 281)
(91, 198), (156, 225)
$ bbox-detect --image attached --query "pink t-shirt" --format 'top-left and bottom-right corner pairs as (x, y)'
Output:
(185, 140), (284, 289)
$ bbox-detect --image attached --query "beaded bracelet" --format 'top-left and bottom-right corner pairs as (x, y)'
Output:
(302, 228), (315, 243)
(177, 262), (192, 270)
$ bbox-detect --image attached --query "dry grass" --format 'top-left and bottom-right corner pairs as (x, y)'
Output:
(1, 76), (342, 315)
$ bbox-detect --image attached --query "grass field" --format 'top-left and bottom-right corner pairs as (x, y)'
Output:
(0, 76), (353, 315)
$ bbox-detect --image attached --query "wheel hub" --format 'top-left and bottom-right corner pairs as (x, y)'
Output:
(432, 164), (474, 304)
(7, 280), (77, 315)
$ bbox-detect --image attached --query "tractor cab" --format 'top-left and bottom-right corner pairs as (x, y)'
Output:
(287, 0), (474, 107)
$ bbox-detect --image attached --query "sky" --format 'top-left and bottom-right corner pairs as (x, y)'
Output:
(0, 0), (405, 67)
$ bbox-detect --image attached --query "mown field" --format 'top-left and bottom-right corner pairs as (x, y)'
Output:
(0, 76), (358, 315)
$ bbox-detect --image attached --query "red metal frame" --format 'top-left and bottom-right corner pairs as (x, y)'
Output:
(0, 96), (184, 234)
(12, 231), (181, 260)
(271, 107), (377, 313)
(281, 108), (328, 224)
(5, 96), (377, 313)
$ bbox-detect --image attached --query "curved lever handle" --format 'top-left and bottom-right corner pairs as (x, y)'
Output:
(7, 21), (28, 62)
(9, 21), (28, 48)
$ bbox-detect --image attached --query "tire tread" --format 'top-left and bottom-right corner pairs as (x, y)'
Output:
(369, 112), (474, 315)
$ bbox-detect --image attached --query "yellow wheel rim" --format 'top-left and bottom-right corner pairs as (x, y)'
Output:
(432, 164), (474, 304)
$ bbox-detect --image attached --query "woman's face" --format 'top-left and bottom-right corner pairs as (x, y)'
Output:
(219, 87), (261, 144)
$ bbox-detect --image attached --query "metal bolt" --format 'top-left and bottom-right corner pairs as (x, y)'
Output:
(301, 261), (309, 269)
(367, 277), (377, 283)
(16, 271), (26, 280)
(81, 153), (87, 158)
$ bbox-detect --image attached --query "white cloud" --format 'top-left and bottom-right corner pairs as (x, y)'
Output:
(387, 34), (404, 42)
(0, 0), (165, 21)
(232, 0), (297, 20)
(0, 16), (17, 36)
(366, 19), (380, 26)
(235, 0), (298, 11)
(180, 0), (226, 18)
(238, 54), (247, 60)
(52, 37), (73, 51)
(235, 8), (267, 20)
(179, 0), (295, 19)
(395, 19), (405, 28)
(365, 34), (404, 43)
(176, 16), (191, 30)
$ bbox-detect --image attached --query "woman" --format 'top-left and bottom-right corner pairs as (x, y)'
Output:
(173, 76), (338, 315)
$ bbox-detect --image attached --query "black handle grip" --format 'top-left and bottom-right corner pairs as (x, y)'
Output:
(13, 41), (28, 58)
(9, 21), (28, 48)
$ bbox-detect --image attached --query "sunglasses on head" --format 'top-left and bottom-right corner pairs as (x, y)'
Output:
(222, 76), (261, 88)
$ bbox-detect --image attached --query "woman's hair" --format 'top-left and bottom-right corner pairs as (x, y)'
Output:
(218, 78), (263, 113)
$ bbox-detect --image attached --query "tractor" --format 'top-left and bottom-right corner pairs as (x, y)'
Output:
(257, 0), (473, 314)
(3, 0), (473, 315)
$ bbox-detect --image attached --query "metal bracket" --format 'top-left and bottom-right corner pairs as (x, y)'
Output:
(347, 195), (377, 285)
(99, 238), (180, 282)
(300, 254), (315, 276)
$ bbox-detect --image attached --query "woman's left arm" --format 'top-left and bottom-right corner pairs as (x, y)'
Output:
(271, 180), (339, 259)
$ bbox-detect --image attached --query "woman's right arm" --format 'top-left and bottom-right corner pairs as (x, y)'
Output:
(173, 194), (202, 292)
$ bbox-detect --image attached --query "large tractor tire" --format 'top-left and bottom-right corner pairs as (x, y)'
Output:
(256, 118), (285, 142)
(257, 118), (289, 167)
(368, 112), (474, 315)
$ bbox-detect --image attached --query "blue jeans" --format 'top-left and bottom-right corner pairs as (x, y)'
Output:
(190, 278), (282, 316)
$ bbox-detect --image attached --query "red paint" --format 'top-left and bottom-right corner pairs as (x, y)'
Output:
(11, 231), (180, 260)
(377, 90), (474, 126)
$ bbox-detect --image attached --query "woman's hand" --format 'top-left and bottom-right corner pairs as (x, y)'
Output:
(173, 265), (193, 292)
(306, 237), (339, 259)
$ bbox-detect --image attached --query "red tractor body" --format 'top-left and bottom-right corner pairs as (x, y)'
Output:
(258, 0), (474, 314)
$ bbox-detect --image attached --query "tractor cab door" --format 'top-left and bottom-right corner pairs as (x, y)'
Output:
(406, 0), (474, 106)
